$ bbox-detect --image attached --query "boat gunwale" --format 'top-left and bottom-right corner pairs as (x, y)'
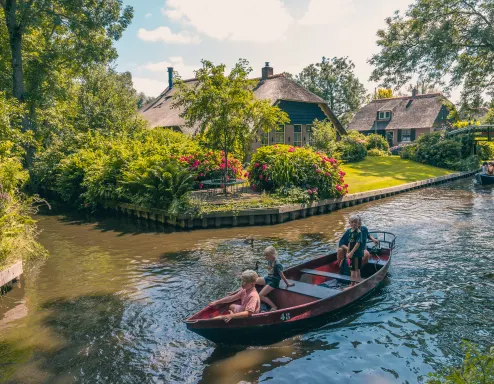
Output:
(185, 246), (392, 325)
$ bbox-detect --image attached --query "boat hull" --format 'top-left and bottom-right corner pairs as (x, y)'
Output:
(186, 256), (390, 345)
(476, 173), (494, 185)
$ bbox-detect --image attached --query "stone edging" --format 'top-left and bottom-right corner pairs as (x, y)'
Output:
(114, 170), (476, 230)
(0, 260), (23, 288)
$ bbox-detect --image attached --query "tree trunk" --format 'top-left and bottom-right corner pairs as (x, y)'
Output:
(5, 0), (26, 104)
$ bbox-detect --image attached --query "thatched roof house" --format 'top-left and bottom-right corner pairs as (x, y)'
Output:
(140, 63), (346, 151)
(348, 91), (452, 146)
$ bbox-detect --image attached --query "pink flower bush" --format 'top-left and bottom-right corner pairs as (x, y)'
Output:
(247, 144), (347, 198)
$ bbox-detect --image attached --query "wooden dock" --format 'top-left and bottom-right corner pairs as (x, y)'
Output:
(0, 261), (23, 290)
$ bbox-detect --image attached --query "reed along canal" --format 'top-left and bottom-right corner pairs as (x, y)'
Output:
(1, 179), (492, 383)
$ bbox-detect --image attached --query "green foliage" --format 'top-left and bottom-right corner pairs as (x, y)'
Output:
(477, 141), (494, 160)
(173, 59), (289, 169)
(296, 57), (367, 123)
(0, 142), (46, 268)
(427, 343), (494, 384)
(403, 132), (479, 170)
(366, 133), (390, 151)
(31, 129), (244, 212)
(369, 0), (494, 99)
(337, 131), (368, 162)
(310, 119), (339, 158)
(73, 66), (147, 134)
(247, 145), (348, 199)
(400, 144), (417, 160)
(367, 148), (389, 157)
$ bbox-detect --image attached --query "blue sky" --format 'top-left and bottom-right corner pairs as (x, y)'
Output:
(115, 0), (417, 98)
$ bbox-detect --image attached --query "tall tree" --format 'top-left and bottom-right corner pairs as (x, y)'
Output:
(370, 0), (494, 98)
(296, 57), (367, 126)
(172, 59), (289, 187)
(0, 1), (133, 132)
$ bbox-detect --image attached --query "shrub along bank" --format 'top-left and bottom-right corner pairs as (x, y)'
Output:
(399, 132), (480, 171)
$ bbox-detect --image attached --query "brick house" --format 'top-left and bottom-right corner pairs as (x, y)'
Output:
(140, 63), (346, 152)
(347, 90), (452, 146)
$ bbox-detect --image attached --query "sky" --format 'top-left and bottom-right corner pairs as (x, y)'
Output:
(115, 0), (418, 99)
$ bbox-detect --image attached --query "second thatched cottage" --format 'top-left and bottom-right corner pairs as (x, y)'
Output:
(348, 90), (453, 146)
(140, 62), (346, 152)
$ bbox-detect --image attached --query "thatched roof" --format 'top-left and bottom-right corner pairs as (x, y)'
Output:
(140, 74), (346, 135)
(348, 93), (451, 131)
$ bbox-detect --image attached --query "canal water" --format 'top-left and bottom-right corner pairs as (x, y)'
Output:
(0, 179), (493, 383)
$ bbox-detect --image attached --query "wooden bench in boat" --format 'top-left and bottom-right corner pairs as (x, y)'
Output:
(367, 258), (387, 267)
(278, 279), (340, 300)
(300, 269), (361, 283)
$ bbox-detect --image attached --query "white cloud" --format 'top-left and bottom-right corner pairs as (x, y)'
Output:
(137, 26), (200, 44)
(132, 77), (167, 98)
(140, 57), (198, 79)
(162, 0), (293, 42)
(299, 0), (356, 25)
(145, 13), (152, 18)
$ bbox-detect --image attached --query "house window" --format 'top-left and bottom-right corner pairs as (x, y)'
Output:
(293, 125), (302, 146)
(275, 125), (285, 144)
(401, 129), (411, 142)
(260, 131), (269, 146)
(306, 125), (314, 145)
(378, 111), (391, 120)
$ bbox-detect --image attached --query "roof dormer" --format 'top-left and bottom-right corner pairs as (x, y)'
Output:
(377, 110), (392, 120)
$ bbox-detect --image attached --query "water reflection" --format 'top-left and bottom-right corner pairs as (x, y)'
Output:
(0, 179), (492, 383)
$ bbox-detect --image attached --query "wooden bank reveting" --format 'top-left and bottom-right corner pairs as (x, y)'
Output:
(113, 170), (476, 230)
(0, 260), (23, 295)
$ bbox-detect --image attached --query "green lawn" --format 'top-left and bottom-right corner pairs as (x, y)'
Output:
(341, 156), (454, 194)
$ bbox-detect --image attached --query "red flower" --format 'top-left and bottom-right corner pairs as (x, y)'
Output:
(316, 169), (322, 173)
(199, 183), (204, 189)
(244, 172), (249, 177)
(307, 189), (313, 195)
(336, 185), (343, 191)
(259, 175), (263, 180)
(288, 147), (295, 152)
(254, 163), (260, 168)
(262, 164), (267, 170)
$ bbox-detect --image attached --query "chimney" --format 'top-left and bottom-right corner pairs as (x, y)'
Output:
(261, 62), (273, 80)
(168, 67), (173, 89)
(412, 88), (418, 98)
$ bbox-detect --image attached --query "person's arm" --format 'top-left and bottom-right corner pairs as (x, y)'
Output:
(346, 242), (360, 258)
(209, 291), (241, 306)
(221, 310), (251, 323)
(368, 233), (379, 245)
(280, 271), (294, 287)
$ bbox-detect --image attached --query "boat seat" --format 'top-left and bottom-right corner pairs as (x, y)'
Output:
(300, 269), (361, 283)
(367, 259), (387, 267)
(278, 279), (340, 300)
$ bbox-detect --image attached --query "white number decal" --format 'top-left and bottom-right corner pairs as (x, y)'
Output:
(280, 312), (291, 321)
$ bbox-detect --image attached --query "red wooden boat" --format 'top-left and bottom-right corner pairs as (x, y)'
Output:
(185, 232), (396, 345)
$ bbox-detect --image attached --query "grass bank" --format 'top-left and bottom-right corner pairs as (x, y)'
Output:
(341, 156), (454, 194)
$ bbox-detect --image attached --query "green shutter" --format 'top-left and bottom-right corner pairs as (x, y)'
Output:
(398, 130), (402, 142)
(411, 129), (416, 141)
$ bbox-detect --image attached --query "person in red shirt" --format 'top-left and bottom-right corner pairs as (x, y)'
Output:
(210, 270), (260, 323)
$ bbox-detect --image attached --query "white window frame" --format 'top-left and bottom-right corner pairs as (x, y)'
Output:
(293, 125), (302, 147)
(378, 111), (391, 120)
(401, 129), (412, 142)
(275, 125), (285, 144)
(306, 125), (314, 145)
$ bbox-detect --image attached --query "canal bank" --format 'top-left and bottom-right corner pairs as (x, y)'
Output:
(0, 177), (492, 383)
(114, 170), (477, 230)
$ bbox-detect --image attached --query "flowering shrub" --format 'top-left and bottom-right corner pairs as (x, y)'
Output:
(178, 151), (243, 188)
(390, 143), (411, 155)
(247, 145), (348, 199)
(337, 131), (368, 162)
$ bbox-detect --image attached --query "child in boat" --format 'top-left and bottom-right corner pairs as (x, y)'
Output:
(255, 246), (294, 311)
(358, 216), (379, 266)
(482, 162), (488, 174)
(487, 162), (494, 175)
(337, 214), (364, 286)
(210, 270), (260, 323)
